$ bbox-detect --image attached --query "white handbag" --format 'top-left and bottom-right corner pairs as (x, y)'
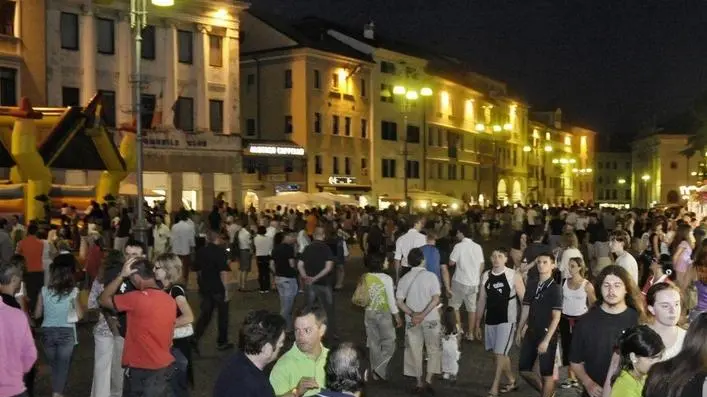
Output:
(66, 290), (79, 324)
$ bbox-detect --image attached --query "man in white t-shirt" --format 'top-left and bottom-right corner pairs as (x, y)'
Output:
(394, 216), (427, 281)
(443, 223), (484, 340)
(609, 230), (639, 285)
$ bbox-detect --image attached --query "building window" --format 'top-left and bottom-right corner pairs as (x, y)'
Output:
(315, 155), (323, 174)
(380, 61), (396, 74)
(284, 159), (294, 173)
(361, 119), (367, 138)
(360, 79), (366, 97)
(98, 90), (116, 127)
(208, 35), (223, 67)
(382, 159), (396, 178)
(330, 73), (339, 90)
(461, 165), (466, 180)
(406, 125), (420, 143)
(332, 115), (339, 135)
(333, 157), (339, 174)
(284, 69), (292, 89)
(381, 121), (397, 141)
(97, 18), (115, 54)
(670, 161), (678, 169)
(625, 190), (630, 200)
(406, 160), (420, 179)
(313, 112), (321, 133)
(625, 162), (630, 170)
(174, 97), (194, 131)
(0, 67), (17, 106)
(246, 118), (256, 136)
(314, 70), (320, 89)
(612, 189), (618, 200)
(246, 74), (255, 93)
(141, 94), (156, 128)
(177, 30), (193, 64)
(60, 12), (79, 50)
(361, 158), (367, 172)
(244, 159), (257, 174)
(284, 115), (293, 134)
(209, 99), (223, 133)
(61, 86), (80, 107)
(345, 157), (351, 175)
(0, 1), (15, 36)
(344, 117), (351, 136)
(598, 176), (603, 184)
(598, 162), (603, 170)
(428, 127), (435, 146)
(141, 25), (156, 59)
(448, 164), (457, 180)
(380, 84), (393, 103)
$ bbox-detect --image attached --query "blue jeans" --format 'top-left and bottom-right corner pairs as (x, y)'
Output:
(169, 346), (189, 397)
(41, 327), (75, 395)
(275, 277), (298, 330)
(306, 284), (335, 336)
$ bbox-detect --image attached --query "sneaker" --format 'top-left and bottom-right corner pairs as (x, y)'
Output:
(465, 333), (475, 342)
(560, 380), (574, 389)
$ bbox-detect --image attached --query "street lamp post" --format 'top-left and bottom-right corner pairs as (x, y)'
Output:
(130, 0), (173, 243)
(393, 85), (432, 210)
(641, 174), (651, 208)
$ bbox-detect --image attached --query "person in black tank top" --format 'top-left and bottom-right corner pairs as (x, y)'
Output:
(475, 249), (526, 396)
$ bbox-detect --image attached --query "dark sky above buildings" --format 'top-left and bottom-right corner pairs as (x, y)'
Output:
(249, 0), (707, 148)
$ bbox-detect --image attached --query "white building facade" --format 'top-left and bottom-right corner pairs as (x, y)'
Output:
(46, 0), (246, 212)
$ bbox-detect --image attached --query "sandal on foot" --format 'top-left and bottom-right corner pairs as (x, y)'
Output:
(499, 381), (518, 393)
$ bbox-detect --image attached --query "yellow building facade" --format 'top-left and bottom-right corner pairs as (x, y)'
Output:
(238, 11), (374, 206)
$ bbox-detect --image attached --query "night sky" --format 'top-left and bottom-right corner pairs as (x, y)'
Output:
(249, 0), (707, 148)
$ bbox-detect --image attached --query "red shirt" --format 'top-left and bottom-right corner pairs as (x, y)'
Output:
(114, 288), (176, 369)
(16, 236), (43, 273)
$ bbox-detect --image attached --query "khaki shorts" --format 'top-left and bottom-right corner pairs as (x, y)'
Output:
(449, 281), (478, 312)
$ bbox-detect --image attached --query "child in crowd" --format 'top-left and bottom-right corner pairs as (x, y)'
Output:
(441, 306), (461, 381)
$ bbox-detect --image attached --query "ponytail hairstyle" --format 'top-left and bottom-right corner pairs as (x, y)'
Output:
(610, 325), (664, 384)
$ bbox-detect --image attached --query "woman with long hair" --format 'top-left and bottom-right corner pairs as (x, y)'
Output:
(670, 223), (693, 291)
(688, 245), (707, 322)
(154, 253), (195, 396)
(643, 312), (707, 397)
(645, 283), (685, 360)
(608, 325), (664, 397)
(88, 250), (125, 397)
(33, 253), (84, 397)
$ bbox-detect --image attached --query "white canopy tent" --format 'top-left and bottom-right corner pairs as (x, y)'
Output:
(261, 191), (359, 209)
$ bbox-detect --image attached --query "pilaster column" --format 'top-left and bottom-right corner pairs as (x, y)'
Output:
(230, 171), (242, 210)
(201, 173), (215, 211)
(163, 21), (177, 127)
(224, 27), (240, 135)
(194, 24), (208, 131)
(46, 7), (62, 106)
(116, 12), (133, 124)
(168, 173), (183, 214)
(80, 6), (97, 105)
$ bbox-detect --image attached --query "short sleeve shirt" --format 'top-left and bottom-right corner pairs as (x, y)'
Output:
(114, 289), (177, 369)
(270, 345), (329, 397)
(272, 243), (297, 278)
(396, 267), (441, 322)
(523, 277), (562, 335)
(301, 241), (334, 286)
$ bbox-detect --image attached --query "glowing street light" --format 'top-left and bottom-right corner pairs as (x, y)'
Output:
(492, 125), (502, 132)
(475, 123), (485, 131)
(503, 123), (513, 131)
(420, 87), (433, 96)
(618, 178), (626, 184)
(544, 145), (553, 152)
(523, 145), (531, 152)
(392, 86), (406, 95)
(405, 90), (419, 100)
(641, 174), (650, 182)
(151, 0), (175, 5)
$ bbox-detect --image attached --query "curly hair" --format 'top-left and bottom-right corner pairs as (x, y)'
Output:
(238, 310), (286, 355)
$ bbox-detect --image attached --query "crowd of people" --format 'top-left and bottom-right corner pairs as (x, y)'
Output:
(1, 200), (707, 397)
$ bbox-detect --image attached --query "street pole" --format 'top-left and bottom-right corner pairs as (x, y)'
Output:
(131, 0), (148, 243)
(403, 111), (409, 210)
(491, 138), (497, 206)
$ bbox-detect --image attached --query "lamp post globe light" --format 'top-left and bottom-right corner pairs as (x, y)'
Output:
(393, 85), (432, 209)
(131, 0), (174, 243)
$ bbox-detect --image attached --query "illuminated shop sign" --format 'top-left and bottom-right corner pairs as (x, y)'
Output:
(248, 145), (304, 156)
(328, 176), (356, 185)
(275, 184), (301, 192)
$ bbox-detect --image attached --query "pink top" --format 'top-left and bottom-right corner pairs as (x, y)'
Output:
(0, 299), (37, 397)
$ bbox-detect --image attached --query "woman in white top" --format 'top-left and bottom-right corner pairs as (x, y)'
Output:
(559, 232), (584, 281)
(645, 283), (685, 360)
(253, 226), (274, 293)
(560, 257), (596, 389)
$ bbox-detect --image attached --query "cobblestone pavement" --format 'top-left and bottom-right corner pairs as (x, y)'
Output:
(34, 237), (582, 397)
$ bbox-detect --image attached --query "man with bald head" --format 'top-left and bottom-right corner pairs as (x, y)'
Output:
(298, 226), (336, 339)
(317, 343), (369, 397)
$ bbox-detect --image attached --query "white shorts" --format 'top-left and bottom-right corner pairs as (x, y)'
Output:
(485, 322), (516, 356)
(449, 281), (478, 312)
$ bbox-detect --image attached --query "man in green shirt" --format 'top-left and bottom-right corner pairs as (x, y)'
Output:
(270, 306), (329, 397)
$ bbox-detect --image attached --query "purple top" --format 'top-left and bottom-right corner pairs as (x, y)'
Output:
(0, 299), (37, 397)
(674, 241), (692, 273)
(696, 281), (707, 313)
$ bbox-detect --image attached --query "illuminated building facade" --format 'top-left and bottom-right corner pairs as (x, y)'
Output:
(527, 109), (596, 205)
(594, 152), (632, 207)
(239, 10), (374, 206)
(630, 133), (699, 207)
(46, 0), (246, 212)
